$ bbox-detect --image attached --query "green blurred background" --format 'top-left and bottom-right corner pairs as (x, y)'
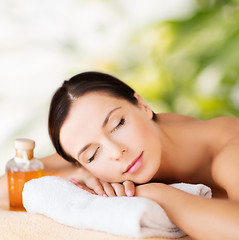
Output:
(116, 0), (239, 119)
(0, 0), (238, 174)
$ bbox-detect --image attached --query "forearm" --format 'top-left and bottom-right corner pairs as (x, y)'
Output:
(0, 174), (8, 202)
(0, 153), (76, 202)
(136, 183), (239, 240)
(40, 153), (82, 178)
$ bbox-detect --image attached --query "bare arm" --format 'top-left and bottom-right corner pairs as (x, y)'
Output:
(0, 153), (135, 201)
(40, 153), (83, 178)
(0, 153), (76, 202)
(136, 183), (239, 240)
(0, 174), (8, 202)
(41, 153), (135, 196)
(136, 134), (239, 240)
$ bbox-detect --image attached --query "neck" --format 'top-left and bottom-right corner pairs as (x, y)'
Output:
(151, 122), (179, 184)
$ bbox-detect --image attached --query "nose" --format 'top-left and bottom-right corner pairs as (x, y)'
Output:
(105, 140), (127, 161)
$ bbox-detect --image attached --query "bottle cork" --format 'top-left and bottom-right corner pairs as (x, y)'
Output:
(14, 138), (35, 150)
(14, 138), (35, 160)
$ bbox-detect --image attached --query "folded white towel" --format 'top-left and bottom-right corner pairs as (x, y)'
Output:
(22, 176), (211, 238)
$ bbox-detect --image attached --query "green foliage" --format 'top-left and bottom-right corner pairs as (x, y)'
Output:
(112, 0), (239, 119)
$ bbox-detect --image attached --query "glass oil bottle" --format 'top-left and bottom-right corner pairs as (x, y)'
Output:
(6, 138), (44, 211)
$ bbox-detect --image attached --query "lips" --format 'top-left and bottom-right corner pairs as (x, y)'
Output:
(124, 152), (143, 174)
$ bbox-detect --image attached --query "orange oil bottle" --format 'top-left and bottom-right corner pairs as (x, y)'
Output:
(6, 138), (44, 211)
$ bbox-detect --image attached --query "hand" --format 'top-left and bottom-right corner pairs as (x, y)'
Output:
(68, 167), (135, 197)
(135, 182), (165, 204)
(41, 154), (135, 196)
(97, 180), (135, 197)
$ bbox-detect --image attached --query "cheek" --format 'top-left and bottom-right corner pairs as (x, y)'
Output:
(92, 171), (116, 182)
(125, 118), (150, 143)
(117, 118), (146, 141)
(87, 163), (116, 182)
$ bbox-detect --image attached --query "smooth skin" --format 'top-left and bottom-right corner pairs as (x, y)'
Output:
(59, 92), (239, 240)
(1, 91), (239, 240)
(0, 153), (135, 201)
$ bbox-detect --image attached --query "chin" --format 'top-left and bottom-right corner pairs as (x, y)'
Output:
(138, 166), (160, 184)
(134, 173), (155, 184)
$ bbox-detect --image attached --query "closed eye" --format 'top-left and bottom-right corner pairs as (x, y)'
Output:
(88, 147), (100, 163)
(111, 118), (125, 133)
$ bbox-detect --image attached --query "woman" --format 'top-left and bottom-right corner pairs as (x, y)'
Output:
(47, 71), (239, 239)
(1, 71), (239, 239)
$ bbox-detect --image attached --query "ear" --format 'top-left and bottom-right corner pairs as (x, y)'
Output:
(134, 93), (153, 119)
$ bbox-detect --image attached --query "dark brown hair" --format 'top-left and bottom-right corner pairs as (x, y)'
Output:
(48, 71), (156, 165)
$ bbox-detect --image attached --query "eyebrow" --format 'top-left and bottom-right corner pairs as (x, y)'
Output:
(77, 106), (122, 159)
(102, 106), (122, 128)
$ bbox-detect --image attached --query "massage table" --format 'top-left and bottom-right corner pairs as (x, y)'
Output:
(0, 200), (192, 240)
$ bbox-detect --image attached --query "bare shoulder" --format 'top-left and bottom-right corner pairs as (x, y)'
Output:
(209, 117), (239, 200)
(205, 116), (239, 136)
(207, 116), (239, 127)
(211, 134), (239, 201)
(201, 116), (239, 156)
(158, 114), (239, 135)
(157, 112), (199, 123)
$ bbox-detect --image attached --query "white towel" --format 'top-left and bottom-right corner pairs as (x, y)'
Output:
(22, 176), (211, 238)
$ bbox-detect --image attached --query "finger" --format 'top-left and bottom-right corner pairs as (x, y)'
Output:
(101, 181), (116, 197)
(69, 178), (96, 194)
(86, 178), (106, 196)
(80, 186), (97, 195)
(123, 180), (135, 197)
(111, 183), (126, 197)
(69, 178), (84, 188)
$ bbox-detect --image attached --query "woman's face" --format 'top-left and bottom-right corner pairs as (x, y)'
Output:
(60, 92), (162, 184)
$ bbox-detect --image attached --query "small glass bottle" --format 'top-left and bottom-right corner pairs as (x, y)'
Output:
(6, 138), (44, 211)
